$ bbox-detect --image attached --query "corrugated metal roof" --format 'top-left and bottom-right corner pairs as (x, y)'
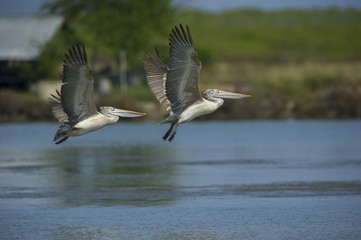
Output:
(0, 16), (63, 61)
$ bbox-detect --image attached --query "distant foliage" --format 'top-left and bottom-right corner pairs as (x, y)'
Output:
(178, 8), (361, 61)
(35, 0), (175, 78)
(5, 7), (361, 121)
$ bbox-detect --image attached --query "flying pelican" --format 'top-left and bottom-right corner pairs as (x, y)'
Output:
(49, 44), (146, 144)
(143, 24), (251, 142)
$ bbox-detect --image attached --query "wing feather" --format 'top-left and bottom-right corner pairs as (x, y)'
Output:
(61, 44), (98, 125)
(142, 48), (172, 112)
(166, 24), (202, 114)
(49, 89), (69, 123)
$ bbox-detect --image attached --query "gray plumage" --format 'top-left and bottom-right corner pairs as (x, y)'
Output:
(50, 44), (145, 144)
(143, 24), (251, 142)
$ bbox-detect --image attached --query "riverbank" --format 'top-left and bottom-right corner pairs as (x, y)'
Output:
(1, 60), (360, 122)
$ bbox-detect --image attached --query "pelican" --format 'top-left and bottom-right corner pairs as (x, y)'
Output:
(143, 24), (251, 142)
(49, 44), (146, 144)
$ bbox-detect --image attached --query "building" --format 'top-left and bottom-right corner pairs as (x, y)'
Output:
(0, 16), (63, 88)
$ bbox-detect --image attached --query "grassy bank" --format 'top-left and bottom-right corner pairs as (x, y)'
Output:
(177, 9), (361, 61)
(0, 88), (154, 122)
(0, 89), (53, 122)
(198, 61), (361, 119)
(1, 60), (361, 122)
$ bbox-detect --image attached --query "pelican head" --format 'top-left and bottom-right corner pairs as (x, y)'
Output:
(203, 89), (251, 102)
(100, 106), (146, 121)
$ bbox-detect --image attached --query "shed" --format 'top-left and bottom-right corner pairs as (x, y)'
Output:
(0, 16), (63, 87)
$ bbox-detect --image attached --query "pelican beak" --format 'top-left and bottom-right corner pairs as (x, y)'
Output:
(113, 108), (146, 118)
(215, 90), (252, 99)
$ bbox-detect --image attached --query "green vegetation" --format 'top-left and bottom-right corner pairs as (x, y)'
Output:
(176, 8), (361, 119)
(198, 61), (361, 119)
(23, 0), (176, 79)
(2, 6), (361, 121)
(178, 9), (361, 61)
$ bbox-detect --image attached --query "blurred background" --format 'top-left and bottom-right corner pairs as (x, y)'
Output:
(1, 2), (361, 238)
(1, 0), (361, 122)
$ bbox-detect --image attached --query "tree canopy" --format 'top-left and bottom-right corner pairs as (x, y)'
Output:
(38, 0), (175, 78)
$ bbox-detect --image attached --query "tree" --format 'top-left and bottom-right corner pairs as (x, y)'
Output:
(39, 0), (175, 77)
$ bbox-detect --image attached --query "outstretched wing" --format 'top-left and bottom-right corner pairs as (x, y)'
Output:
(61, 44), (98, 125)
(49, 89), (68, 123)
(166, 24), (203, 114)
(142, 49), (172, 113)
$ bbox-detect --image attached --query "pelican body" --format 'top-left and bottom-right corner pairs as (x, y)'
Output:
(143, 24), (251, 142)
(50, 44), (145, 144)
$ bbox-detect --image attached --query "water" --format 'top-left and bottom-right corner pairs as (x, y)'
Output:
(0, 121), (360, 239)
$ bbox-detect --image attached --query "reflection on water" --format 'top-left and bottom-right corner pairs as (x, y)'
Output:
(0, 121), (361, 239)
(1, 121), (360, 207)
(51, 145), (180, 206)
(1, 143), (180, 206)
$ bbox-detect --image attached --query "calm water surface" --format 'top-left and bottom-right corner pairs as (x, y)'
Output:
(0, 121), (360, 239)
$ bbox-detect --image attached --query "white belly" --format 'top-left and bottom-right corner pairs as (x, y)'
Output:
(179, 100), (220, 124)
(70, 113), (113, 136)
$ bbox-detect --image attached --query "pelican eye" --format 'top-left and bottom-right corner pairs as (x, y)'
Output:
(112, 108), (115, 111)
